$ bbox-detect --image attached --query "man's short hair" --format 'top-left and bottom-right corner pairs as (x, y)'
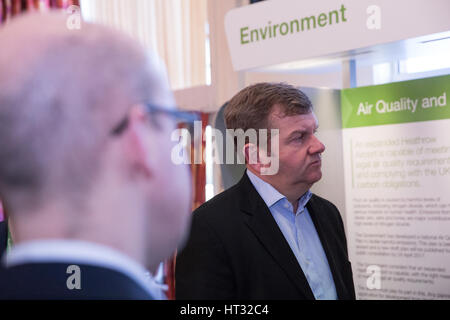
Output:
(0, 13), (152, 211)
(224, 82), (313, 132)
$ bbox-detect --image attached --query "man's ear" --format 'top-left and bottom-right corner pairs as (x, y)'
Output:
(122, 105), (153, 179)
(244, 143), (274, 175)
(243, 143), (261, 174)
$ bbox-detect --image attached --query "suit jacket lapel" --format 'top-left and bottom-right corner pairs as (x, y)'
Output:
(238, 174), (315, 300)
(307, 196), (347, 299)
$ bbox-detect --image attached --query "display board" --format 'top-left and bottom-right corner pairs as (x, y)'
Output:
(341, 74), (450, 299)
(225, 0), (450, 70)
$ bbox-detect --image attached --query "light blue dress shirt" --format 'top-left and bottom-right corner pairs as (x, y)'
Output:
(247, 170), (338, 300)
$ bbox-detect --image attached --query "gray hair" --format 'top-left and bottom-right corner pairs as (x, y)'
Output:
(0, 13), (153, 211)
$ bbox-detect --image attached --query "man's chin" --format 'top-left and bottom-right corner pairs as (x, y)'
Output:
(308, 171), (323, 184)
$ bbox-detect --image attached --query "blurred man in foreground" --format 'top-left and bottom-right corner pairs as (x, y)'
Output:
(0, 13), (192, 299)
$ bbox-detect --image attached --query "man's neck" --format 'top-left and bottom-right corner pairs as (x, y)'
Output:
(10, 201), (147, 268)
(247, 168), (311, 213)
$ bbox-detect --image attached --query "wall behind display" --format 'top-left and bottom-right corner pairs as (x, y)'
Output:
(303, 87), (346, 228)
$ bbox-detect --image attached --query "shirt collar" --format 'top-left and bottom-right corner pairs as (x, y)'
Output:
(246, 170), (312, 211)
(3, 239), (166, 299)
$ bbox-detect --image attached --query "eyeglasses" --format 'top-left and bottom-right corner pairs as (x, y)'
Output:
(111, 103), (200, 136)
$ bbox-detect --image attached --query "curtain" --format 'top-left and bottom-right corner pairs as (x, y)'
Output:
(0, 0), (80, 24)
(79, 0), (208, 91)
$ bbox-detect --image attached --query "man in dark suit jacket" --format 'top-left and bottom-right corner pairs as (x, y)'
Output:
(176, 83), (355, 300)
(0, 13), (192, 299)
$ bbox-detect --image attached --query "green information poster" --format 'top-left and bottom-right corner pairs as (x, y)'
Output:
(341, 75), (450, 299)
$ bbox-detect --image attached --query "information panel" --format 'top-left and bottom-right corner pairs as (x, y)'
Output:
(341, 75), (450, 299)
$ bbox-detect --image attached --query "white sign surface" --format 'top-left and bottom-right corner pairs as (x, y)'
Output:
(343, 120), (450, 299)
(225, 0), (450, 70)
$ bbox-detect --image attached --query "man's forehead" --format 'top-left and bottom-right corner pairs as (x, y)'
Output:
(270, 109), (319, 129)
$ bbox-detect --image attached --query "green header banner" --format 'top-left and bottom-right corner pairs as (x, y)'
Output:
(341, 74), (450, 129)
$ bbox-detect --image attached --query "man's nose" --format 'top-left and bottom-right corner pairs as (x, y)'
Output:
(309, 135), (326, 155)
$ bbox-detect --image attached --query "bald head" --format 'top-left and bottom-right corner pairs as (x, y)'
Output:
(0, 13), (165, 211)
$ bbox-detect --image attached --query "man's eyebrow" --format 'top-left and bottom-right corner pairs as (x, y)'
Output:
(287, 125), (319, 138)
(287, 129), (307, 138)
